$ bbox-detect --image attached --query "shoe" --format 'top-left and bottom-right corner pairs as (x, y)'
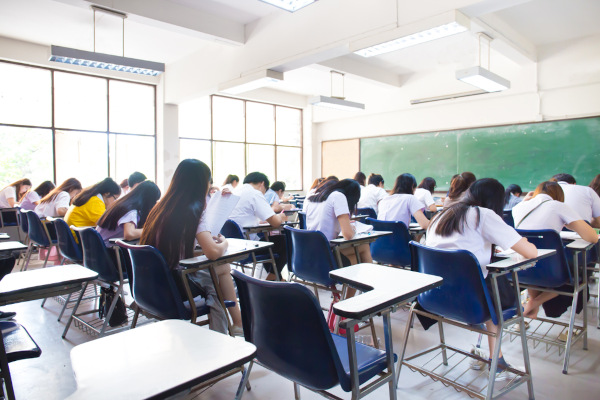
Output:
(231, 325), (244, 337)
(0, 311), (16, 321)
(493, 364), (519, 381)
(557, 329), (578, 342)
(514, 320), (530, 333)
(470, 346), (488, 371)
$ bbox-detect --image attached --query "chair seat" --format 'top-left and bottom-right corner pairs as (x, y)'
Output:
(1, 321), (42, 362)
(332, 334), (396, 390)
(182, 297), (236, 318)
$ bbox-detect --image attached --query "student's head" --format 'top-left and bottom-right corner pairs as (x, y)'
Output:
(140, 159), (211, 269)
(310, 177), (325, 190)
(551, 173), (576, 184)
(5, 178), (32, 200)
(391, 173), (417, 195)
(72, 178), (120, 208)
(504, 184), (523, 205)
(97, 181), (161, 231)
(40, 178), (82, 204)
(310, 179), (361, 213)
(353, 172), (366, 186)
(127, 171), (147, 189)
(447, 172), (477, 199)
(589, 174), (600, 198)
(418, 177), (436, 193)
(33, 181), (55, 198)
(223, 174), (240, 187)
(532, 181), (564, 202)
(367, 173), (384, 187)
(243, 172), (270, 194)
(270, 181), (286, 197)
(120, 179), (129, 190)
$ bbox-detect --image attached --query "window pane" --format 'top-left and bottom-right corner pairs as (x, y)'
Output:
(179, 139), (212, 167)
(179, 97), (211, 139)
(54, 72), (107, 131)
(247, 144), (275, 182)
(0, 62), (51, 127)
(109, 134), (156, 184)
(277, 147), (302, 190)
(212, 96), (244, 142)
(55, 130), (108, 186)
(213, 142), (244, 188)
(246, 102), (275, 144)
(276, 106), (301, 146)
(109, 81), (155, 135)
(0, 126), (53, 187)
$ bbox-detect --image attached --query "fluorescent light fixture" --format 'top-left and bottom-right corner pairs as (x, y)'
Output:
(456, 66), (510, 92)
(259, 0), (317, 12)
(219, 70), (284, 95)
(309, 95), (365, 111)
(49, 45), (165, 76)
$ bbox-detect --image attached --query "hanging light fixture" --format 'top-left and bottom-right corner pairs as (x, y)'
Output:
(456, 33), (509, 92)
(259, 0), (317, 12)
(309, 71), (365, 111)
(49, 6), (165, 76)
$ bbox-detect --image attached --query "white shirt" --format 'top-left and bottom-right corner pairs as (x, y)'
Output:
(378, 193), (424, 227)
(512, 194), (581, 232)
(34, 191), (71, 218)
(414, 188), (435, 209)
(19, 191), (40, 211)
(357, 184), (388, 212)
(558, 181), (600, 223)
(505, 194), (523, 210)
(96, 210), (139, 245)
(229, 184), (275, 240)
(305, 191), (349, 240)
(0, 186), (16, 208)
(264, 189), (279, 206)
(426, 207), (522, 277)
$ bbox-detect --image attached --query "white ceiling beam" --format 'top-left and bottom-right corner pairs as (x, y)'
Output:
(317, 56), (403, 88)
(471, 15), (537, 64)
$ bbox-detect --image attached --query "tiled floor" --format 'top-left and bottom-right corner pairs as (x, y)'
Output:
(6, 258), (600, 400)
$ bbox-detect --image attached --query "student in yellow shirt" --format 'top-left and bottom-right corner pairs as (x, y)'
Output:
(65, 178), (121, 228)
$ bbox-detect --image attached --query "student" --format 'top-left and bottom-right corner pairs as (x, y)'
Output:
(35, 178), (82, 218)
(426, 178), (537, 378)
(127, 171), (147, 190)
(96, 181), (161, 245)
(265, 181), (294, 212)
(230, 172), (287, 281)
(552, 173), (600, 228)
(357, 173), (387, 213)
(140, 159), (242, 334)
(444, 171), (476, 208)
(512, 181), (598, 331)
(222, 174), (239, 192)
(589, 174), (600, 198)
(19, 181), (55, 211)
(354, 172), (366, 188)
(378, 173), (430, 229)
(119, 179), (130, 197)
(414, 177), (437, 213)
(0, 178), (32, 208)
(504, 184), (523, 210)
(308, 177), (325, 196)
(64, 178), (121, 228)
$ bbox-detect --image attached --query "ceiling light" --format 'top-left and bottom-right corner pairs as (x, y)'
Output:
(456, 66), (509, 92)
(259, 0), (317, 12)
(219, 70), (284, 95)
(310, 71), (365, 111)
(49, 6), (164, 76)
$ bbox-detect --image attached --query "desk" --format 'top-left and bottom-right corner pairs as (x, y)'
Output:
(351, 214), (368, 221)
(330, 230), (391, 268)
(0, 241), (26, 254)
(242, 221), (298, 239)
(0, 233), (9, 240)
(66, 320), (257, 400)
(408, 222), (426, 237)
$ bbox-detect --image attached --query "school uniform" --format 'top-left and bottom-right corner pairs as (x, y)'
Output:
(34, 191), (71, 218)
(505, 194), (523, 211)
(305, 191), (348, 240)
(264, 188), (279, 206)
(377, 193), (424, 228)
(414, 188), (435, 210)
(96, 210), (139, 246)
(0, 186), (16, 208)
(19, 191), (41, 211)
(221, 183), (235, 192)
(357, 184), (387, 213)
(64, 194), (106, 228)
(558, 181), (600, 223)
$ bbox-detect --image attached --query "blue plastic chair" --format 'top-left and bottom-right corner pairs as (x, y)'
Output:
(365, 218), (412, 268)
(14, 208), (29, 269)
(502, 210), (515, 228)
(297, 211), (307, 230)
(356, 207), (377, 223)
(231, 270), (395, 399)
(21, 210), (58, 271)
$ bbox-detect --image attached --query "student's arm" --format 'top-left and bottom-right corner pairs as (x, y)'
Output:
(428, 204), (437, 213)
(123, 222), (143, 241)
(6, 198), (16, 208)
(196, 231), (228, 260)
(566, 220), (599, 244)
(338, 213), (355, 240)
(413, 210), (430, 230)
(511, 237), (538, 259)
(56, 207), (69, 217)
(271, 199), (284, 213)
(266, 212), (287, 227)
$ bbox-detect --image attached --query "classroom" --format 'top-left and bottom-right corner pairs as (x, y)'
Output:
(0, 0), (599, 399)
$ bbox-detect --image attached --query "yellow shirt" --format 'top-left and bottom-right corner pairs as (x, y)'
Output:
(65, 195), (106, 228)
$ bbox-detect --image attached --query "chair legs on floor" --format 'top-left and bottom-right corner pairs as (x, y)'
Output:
(293, 382), (301, 400)
(234, 361), (253, 400)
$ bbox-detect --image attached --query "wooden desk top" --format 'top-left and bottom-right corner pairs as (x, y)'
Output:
(66, 320), (257, 400)
(0, 241), (27, 252)
(179, 238), (273, 268)
(330, 263), (443, 320)
(329, 230), (392, 246)
(486, 249), (556, 273)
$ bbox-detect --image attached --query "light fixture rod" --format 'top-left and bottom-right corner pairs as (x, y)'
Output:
(91, 5), (127, 19)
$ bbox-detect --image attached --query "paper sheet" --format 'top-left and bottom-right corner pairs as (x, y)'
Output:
(352, 221), (374, 234)
(204, 191), (240, 237)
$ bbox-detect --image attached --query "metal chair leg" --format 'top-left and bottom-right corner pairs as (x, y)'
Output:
(396, 303), (416, 385)
(234, 361), (253, 400)
(57, 293), (73, 321)
(293, 382), (301, 400)
(62, 282), (88, 339)
(438, 320), (448, 366)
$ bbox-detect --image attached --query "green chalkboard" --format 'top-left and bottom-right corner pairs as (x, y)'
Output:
(360, 117), (600, 191)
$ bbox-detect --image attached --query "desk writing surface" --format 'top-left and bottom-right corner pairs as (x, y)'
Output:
(330, 230), (392, 245)
(486, 249), (555, 273)
(67, 320), (257, 400)
(0, 241), (26, 252)
(565, 239), (595, 250)
(179, 238), (273, 267)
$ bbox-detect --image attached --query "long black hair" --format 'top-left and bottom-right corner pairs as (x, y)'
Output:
(140, 159), (211, 269)
(447, 171), (476, 200)
(353, 172), (366, 186)
(97, 181), (161, 231)
(391, 173), (417, 195)
(2, 178), (32, 202)
(433, 178), (505, 237)
(504, 184), (522, 205)
(32, 181), (55, 198)
(40, 178), (81, 204)
(309, 179), (361, 213)
(72, 178), (120, 207)
(418, 177), (436, 193)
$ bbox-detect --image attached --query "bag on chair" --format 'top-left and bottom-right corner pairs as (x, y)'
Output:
(99, 287), (128, 327)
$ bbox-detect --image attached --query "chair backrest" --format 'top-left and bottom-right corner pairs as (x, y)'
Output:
(74, 227), (121, 282)
(515, 229), (572, 287)
(231, 270), (348, 391)
(23, 210), (50, 247)
(502, 211), (515, 228)
(117, 241), (189, 320)
(49, 217), (83, 263)
(283, 226), (338, 287)
(220, 219), (245, 239)
(410, 241), (502, 325)
(356, 207), (377, 220)
(365, 218), (412, 267)
(17, 208), (28, 234)
(297, 211), (307, 230)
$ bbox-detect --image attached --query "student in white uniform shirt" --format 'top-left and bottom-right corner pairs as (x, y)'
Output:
(552, 173), (600, 228)
(512, 181), (598, 325)
(0, 178), (31, 208)
(19, 181), (55, 211)
(230, 172), (287, 281)
(221, 174), (239, 192)
(504, 184), (523, 211)
(34, 178), (82, 218)
(426, 178), (537, 377)
(357, 174), (387, 213)
(378, 173), (430, 230)
(264, 181), (294, 213)
(414, 177), (437, 213)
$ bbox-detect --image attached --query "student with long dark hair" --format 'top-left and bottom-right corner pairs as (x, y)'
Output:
(140, 159), (242, 334)
(65, 178), (120, 228)
(357, 173), (387, 213)
(35, 178), (82, 218)
(19, 180), (55, 211)
(0, 178), (32, 208)
(222, 174), (239, 192)
(504, 184), (523, 210)
(354, 172), (366, 187)
(444, 171), (476, 208)
(415, 177), (437, 213)
(426, 178), (537, 378)
(378, 173), (430, 229)
(96, 181), (161, 245)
